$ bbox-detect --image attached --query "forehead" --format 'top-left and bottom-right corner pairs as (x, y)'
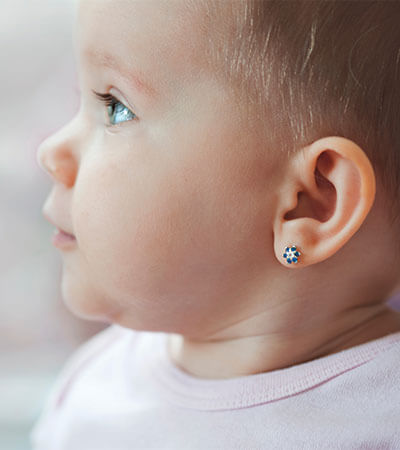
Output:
(74, 0), (214, 89)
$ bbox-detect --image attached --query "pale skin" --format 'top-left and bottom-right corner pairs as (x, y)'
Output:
(37, 0), (400, 379)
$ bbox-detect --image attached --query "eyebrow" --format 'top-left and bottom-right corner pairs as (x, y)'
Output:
(83, 48), (157, 98)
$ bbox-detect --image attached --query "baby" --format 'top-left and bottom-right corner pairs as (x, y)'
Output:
(31, 0), (400, 448)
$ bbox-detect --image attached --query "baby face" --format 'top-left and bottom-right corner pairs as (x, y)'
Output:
(38, 0), (281, 336)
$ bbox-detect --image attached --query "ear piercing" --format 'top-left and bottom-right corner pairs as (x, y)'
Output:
(283, 245), (301, 264)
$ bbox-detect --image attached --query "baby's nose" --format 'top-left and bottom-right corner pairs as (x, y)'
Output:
(36, 131), (77, 187)
(37, 136), (56, 175)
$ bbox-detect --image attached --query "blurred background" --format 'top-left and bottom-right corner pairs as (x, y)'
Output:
(1, 1), (400, 449)
(0, 1), (106, 449)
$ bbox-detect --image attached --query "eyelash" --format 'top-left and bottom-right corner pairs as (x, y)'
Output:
(91, 89), (138, 126)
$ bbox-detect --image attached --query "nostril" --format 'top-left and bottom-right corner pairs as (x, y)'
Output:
(36, 135), (78, 187)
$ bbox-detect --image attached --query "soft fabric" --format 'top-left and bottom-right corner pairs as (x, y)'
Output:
(30, 323), (400, 449)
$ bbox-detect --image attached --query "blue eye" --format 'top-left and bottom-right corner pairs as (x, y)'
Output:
(92, 90), (138, 126)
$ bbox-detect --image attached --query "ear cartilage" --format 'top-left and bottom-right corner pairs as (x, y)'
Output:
(283, 245), (301, 264)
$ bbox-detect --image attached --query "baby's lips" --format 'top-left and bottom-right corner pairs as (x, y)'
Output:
(42, 208), (75, 237)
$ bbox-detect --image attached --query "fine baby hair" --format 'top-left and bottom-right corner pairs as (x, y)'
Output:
(202, 0), (400, 230)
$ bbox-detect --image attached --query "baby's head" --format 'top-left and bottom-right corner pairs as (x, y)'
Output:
(38, 0), (400, 374)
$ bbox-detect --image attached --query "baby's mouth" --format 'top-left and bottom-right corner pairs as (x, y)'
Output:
(52, 228), (77, 249)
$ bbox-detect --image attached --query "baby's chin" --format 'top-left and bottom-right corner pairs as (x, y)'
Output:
(59, 282), (153, 330)
(59, 270), (118, 324)
(57, 259), (210, 334)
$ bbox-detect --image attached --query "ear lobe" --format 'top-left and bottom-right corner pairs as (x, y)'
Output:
(274, 136), (376, 267)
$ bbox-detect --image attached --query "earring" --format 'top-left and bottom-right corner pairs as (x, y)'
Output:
(283, 245), (301, 264)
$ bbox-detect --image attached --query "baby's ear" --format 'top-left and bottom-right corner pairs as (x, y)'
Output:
(273, 136), (376, 267)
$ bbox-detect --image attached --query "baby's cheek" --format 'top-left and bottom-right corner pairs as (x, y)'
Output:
(71, 146), (259, 325)
(72, 160), (188, 299)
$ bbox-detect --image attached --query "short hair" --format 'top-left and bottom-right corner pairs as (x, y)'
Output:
(197, 0), (400, 231)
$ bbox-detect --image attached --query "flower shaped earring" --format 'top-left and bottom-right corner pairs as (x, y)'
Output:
(283, 245), (301, 264)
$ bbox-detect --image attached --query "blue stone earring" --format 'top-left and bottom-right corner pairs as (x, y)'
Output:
(283, 245), (301, 264)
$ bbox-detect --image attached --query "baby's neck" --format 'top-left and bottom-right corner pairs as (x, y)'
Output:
(167, 306), (400, 379)
(308, 307), (400, 359)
